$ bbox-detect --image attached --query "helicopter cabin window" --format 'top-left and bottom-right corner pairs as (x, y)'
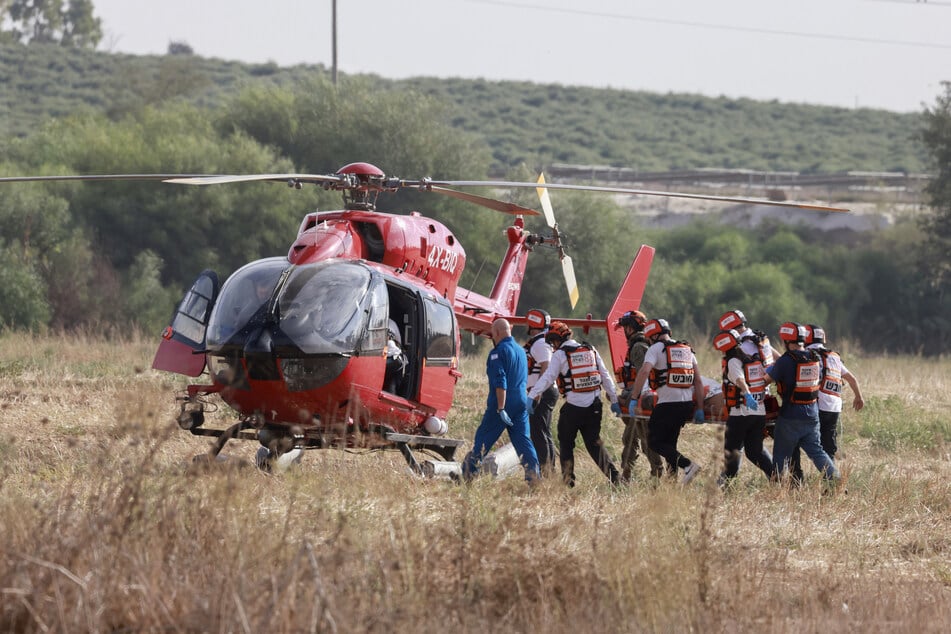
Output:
(423, 297), (455, 365)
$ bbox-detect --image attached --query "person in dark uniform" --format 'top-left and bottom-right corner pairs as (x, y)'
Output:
(615, 310), (665, 480)
(524, 308), (558, 476)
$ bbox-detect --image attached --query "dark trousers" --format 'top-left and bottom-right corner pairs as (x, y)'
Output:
(529, 384), (559, 474)
(818, 410), (840, 458)
(722, 414), (773, 480)
(557, 400), (619, 487)
(647, 401), (695, 473)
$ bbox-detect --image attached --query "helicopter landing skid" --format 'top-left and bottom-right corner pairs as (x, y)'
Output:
(183, 420), (464, 479)
(385, 432), (465, 476)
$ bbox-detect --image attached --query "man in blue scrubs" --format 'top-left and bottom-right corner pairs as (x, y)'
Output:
(462, 318), (540, 483)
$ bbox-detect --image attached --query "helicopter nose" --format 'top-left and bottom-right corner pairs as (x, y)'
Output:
(244, 327), (274, 354)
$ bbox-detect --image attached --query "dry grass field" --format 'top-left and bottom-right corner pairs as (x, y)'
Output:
(1, 333), (949, 632)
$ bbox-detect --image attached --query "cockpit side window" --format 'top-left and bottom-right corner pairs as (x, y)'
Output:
(362, 279), (389, 353)
(424, 297), (456, 365)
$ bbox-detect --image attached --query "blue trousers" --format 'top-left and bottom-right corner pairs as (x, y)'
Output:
(772, 414), (839, 481)
(462, 409), (540, 481)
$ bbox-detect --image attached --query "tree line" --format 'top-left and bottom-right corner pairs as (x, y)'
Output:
(0, 1), (100, 48)
(1, 71), (949, 352)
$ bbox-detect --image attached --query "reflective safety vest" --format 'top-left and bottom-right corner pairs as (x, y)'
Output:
(777, 349), (821, 404)
(722, 355), (767, 409)
(818, 349), (843, 397)
(648, 340), (695, 390)
(524, 332), (546, 378)
(556, 343), (602, 394)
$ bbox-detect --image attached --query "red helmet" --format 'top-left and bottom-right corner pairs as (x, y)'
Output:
(778, 321), (806, 344)
(616, 310), (647, 331)
(718, 309), (747, 331)
(713, 329), (741, 353)
(643, 318), (670, 340)
(545, 321), (572, 345)
(806, 323), (826, 345)
(526, 308), (551, 330)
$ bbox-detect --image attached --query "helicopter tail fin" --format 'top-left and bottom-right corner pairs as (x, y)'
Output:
(605, 245), (655, 377)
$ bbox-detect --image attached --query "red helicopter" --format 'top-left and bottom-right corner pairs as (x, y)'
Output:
(2, 163), (848, 474)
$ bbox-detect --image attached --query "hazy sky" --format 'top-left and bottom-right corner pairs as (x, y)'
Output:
(92, 0), (950, 113)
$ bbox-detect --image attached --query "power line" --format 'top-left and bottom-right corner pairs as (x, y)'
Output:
(465, 0), (951, 50)
(866, 0), (951, 7)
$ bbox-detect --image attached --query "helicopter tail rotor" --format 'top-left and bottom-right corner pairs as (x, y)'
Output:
(536, 173), (579, 309)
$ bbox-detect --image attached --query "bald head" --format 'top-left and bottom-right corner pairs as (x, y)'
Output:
(491, 318), (511, 342)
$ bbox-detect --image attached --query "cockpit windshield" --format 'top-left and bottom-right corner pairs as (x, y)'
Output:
(277, 261), (375, 353)
(206, 258), (285, 346)
(206, 258), (382, 355)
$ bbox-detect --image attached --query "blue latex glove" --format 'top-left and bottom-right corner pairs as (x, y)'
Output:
(528, 399), (536, 416)
(744, 393), (758, 411)
(498, 409), (513, 427)
(610, 401), (622, 416)
(628, 402), (638, 417)
(693, 409), (705, 423)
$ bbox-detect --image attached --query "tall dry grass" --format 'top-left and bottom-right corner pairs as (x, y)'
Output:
(0, 334), (949, 632)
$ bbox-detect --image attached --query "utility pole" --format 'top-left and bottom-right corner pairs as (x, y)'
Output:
(332, 0), (338, 86)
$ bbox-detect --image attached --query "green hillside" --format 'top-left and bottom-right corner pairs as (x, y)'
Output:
(404, 77), (927, 174)
(1, 42), (946, 352)
(0, 43), (928, 174)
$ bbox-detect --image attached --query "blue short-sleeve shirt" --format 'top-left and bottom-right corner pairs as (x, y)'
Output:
(486, 335), (528, 417)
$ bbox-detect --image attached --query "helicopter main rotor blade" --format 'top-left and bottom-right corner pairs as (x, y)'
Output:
(432, 179), (851, 213)
(421, 185), (540, 216)
(164, 174), (346, 186)
(2, 170), (848, 212)
(0, 174), (209, 184)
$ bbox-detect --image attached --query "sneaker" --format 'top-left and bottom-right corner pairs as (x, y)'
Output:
(681, 462), (701, 485)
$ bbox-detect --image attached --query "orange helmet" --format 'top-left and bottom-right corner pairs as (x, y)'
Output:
(643, 318), (670, 340)
(545, 321), (572, 345)
(718, 309), (747, 332)
(805, 323), (825, 345)
(713, 329), (741, 353)
(778, 321), (806, 344)
(616, 310), (647, 331)
(526, 308), (550, 330)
